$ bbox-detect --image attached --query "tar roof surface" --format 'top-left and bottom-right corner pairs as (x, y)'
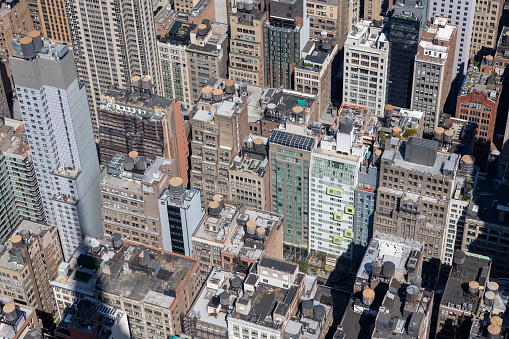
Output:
(258, 257), (297, 274)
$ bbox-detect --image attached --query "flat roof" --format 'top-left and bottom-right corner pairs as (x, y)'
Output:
(193, 203), (239, 244)
(441, 252), (491, 311)
(259, 257), (297, 274)
(269, 130), (315, 151)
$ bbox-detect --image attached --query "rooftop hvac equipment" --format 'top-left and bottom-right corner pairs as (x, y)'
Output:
(28, 31), (43, 52)
(111, 233), (123, 249)
(406, 285), (419, 303)
(237, 214), (249, 227)
(302, 300), (314, 317)
(169, 177), (185, 197)
(28, 327), (43, 339)
(410, 275), (422, 289)
(246, 220), (257, 235)
(239, 82), (248, 96)
(362, 288), (375, 306)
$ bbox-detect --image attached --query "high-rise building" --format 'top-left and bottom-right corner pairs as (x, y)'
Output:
(263, 0), (309, 89)
(51, 237), (200, 338)
(364, 0), (382, 20)
(228, 4), (267, 86)
(0, 0), (35, 59)
(269, 129), (315, 247)
(0, 221), (63, 314)
(98, 87), (189, 183)
(157, 18), (193, 109)
(428, 0), (476, 104)
(66, 0), (162, 138)
(0, 297), (39, 338)
(33, 0), (70, 43)
(295, 36), (339, 116)
(10, 36), (104, 259)
(190, 84), (249, 205)
(343, 19), (389, 117)
(187, 21), (229, 104)
(436, 250), (491, 338)
(347, 0), (359, 33)
(308, 106), (371, 261)
(158, 177), (204, 257)
(307, 0), (348, 47)
(374, 137), (459, 288)
(410, 17), (457, 137)
(455, 65), (501, 170)
(228, 134), (270, 210)
(100, 156), (181, 249)
(386, 0), (428, 109)
(0, 119), (46, 239)
(469, 0), (504, 58)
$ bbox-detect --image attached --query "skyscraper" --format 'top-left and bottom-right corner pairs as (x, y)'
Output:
(385, 0), (428, 109)
(65, 0), (162, 138)
(428, 0), (476, 105)
(264, 0), (309, 89)
(10, 34), (104, 259)
(410, 17), (457, 137)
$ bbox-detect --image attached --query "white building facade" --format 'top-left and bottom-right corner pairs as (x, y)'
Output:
(343, 20), (389, 117)
(10, 38), (104, 259)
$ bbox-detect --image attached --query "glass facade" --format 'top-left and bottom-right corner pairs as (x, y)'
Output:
(386, 16), (421, 108)
(166, 205), (186, 255)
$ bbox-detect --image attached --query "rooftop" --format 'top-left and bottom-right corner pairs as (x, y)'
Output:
(0, 220), (55, 271)
(222, 207), (282, 260)
(56, 300), (130, 339)
(356, 233), (423, 286)
(441, 251), (491, 314)
(495, 27), (509, 59)
(373, 279), (433, 338)
(382, 141), (459, 177)
(193, 202), (240, 244)
(0, 119), (29, 157)
(102, 155), (173, 190)
(459, 66), (500, 101)
(466, 179), (509, 226)
(157, 14), (192, 45)
(298, 39), (337, 71)
(346, 20), (389, 50)
(100, 88), (173, 115)
(0, 296), (34, 339)
(188, 22), (228, 54)
(51, 238), (198, 308)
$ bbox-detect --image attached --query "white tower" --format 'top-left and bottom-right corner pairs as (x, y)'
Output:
(10, 34), (105, 259)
